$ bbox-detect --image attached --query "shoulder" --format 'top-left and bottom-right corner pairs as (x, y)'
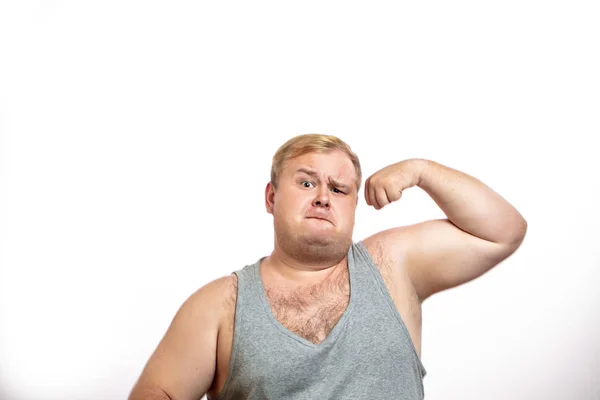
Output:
(173, 273), (238, 334)
(361, 226), (419, 297)
(361, 227), (411, 270)
(131, 274), (240, 399)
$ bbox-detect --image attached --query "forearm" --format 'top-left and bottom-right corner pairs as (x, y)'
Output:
(414, 159), (527, 246)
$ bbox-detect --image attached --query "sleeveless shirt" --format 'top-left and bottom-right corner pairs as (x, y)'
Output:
(213, 241), (426, 399)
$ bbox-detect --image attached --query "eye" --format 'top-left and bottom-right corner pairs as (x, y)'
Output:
(301, 181), (314, 188)
(331, 187), (345, 194)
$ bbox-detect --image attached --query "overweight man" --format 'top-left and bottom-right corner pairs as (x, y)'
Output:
(129, 133), (527, 399)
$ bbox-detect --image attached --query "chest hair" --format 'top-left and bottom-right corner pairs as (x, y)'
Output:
(264, 267), (350, 344)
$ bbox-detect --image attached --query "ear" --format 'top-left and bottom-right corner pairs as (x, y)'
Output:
(265, 181), (276, 214)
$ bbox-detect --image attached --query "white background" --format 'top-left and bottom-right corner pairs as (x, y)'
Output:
(1, 1), (599, 399)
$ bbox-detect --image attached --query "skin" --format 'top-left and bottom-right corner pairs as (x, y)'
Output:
(261, 150), (360, 287)
(129, 149), (528, 400)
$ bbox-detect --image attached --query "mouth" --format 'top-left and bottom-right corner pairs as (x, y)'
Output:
(306, 216), (333, 225)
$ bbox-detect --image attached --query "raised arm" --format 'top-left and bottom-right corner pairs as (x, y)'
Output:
(363, 158), (527, 302)
(129, 275), (235, 400)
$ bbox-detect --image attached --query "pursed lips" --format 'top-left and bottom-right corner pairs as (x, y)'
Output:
(306, 216), (334, 225)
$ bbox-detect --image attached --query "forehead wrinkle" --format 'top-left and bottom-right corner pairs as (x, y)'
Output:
(331, 165), (355, 189)
(328, 176), (350, 189)
(295, 167), (318, 177)
(294, 167), (321, 183)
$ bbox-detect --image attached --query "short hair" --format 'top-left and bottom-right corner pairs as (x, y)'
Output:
(270, 133), (362, 192)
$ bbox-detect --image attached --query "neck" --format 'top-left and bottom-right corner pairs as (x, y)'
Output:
(262, 247), (347, 287)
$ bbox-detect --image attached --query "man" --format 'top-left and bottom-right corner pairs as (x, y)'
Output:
(129, 134), (527, 400)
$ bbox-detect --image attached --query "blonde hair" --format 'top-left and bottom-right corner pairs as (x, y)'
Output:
(270, 133), (362, 192)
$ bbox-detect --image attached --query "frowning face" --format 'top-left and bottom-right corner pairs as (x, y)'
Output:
(265, 150), (359, 263)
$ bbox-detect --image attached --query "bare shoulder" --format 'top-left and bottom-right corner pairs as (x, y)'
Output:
(185, 273), (238, 329)
(361, 226), (419, 300)
(129, 273), (239, 400)
(361, 227), (410, 273)
(191, 273), (238, 307)
(212, 273), (238, 330)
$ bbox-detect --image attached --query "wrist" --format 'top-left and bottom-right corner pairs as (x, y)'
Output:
(409, 158), (432, 188)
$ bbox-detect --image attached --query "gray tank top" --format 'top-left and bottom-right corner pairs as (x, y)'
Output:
(213, 241), (426, 400)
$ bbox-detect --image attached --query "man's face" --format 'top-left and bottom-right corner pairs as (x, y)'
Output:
(266, 150), (359, 263)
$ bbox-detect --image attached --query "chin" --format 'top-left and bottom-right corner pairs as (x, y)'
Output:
(301, 230), (349, 246)
(302, 235), (336, 247)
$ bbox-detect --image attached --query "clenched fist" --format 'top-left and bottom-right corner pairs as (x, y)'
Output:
(364, 159), (427, 210)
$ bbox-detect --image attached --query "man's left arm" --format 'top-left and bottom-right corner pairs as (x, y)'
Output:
(363, 158), (528, 302)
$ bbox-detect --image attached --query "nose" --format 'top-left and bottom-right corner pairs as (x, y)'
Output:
(313, 187), (330, 208)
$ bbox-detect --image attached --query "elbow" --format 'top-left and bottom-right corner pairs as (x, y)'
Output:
(508, 218), (528, 248)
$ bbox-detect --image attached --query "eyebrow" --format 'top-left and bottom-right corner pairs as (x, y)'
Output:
(294, 168), (352, 190)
